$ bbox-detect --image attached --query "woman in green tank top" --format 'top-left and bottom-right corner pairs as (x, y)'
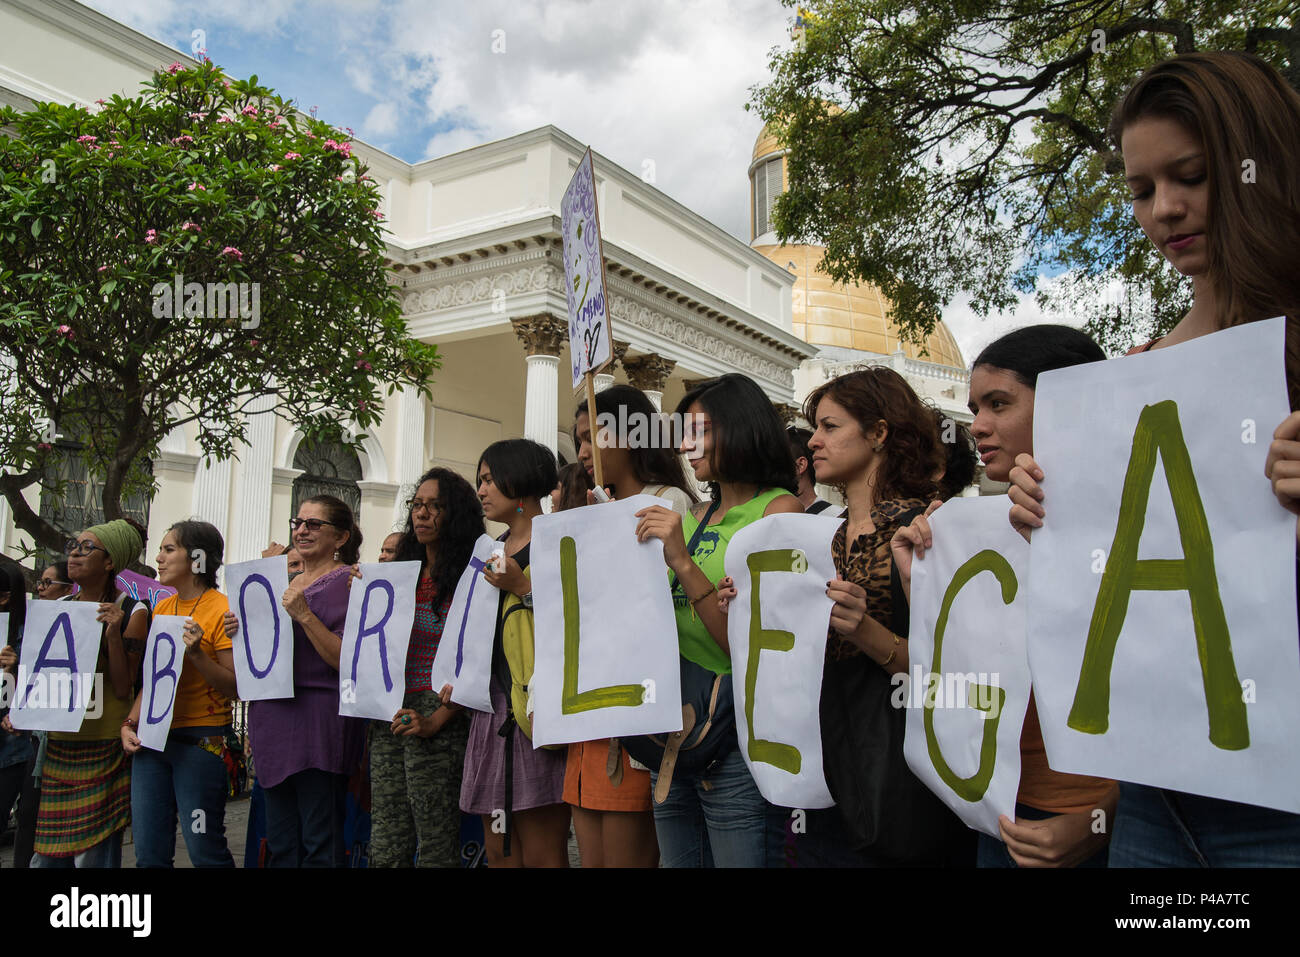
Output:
(634, 373), (801, 867)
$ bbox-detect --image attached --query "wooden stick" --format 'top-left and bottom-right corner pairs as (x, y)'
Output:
(585, 370), (604, 492)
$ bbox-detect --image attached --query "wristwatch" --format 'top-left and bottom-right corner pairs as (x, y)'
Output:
(521, 590), (534, 609)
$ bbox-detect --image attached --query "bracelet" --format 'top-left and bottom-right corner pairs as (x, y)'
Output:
(122, 718), (138, 731)
(688, 584), (717, 605)
(881, 634), (901, 668)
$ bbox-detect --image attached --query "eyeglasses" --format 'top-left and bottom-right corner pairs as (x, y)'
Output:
(65, 540), (108, 557)
(405, 499), (442, 516)
(36, 579), (72, 590)
(288, 518), (343, 533)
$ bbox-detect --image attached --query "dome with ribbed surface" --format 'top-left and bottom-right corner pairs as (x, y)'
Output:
(751, 122), (965, 370)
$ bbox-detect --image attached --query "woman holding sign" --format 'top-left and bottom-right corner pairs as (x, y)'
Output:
(457, 439), (570, 867)
(224, 496), (367, 867)
(369, 467), (481, 868)
(894, 325), (1118, 867)
(120, 520), (237, 868)
(566, 384), (697, 868)
(795, 368), (972, 866)
(28, 519), (148, 868)
(634, 373), (802, 868)
(1008, 52), (1300, 866)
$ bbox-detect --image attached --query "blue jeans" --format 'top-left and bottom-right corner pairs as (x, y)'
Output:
(650, 748), (769, 868)
(1109, 782), (1300, 867)
(977, 802), (1109, 868)
(31, 831), (122, 868)
(263, 769), (348, 868)
(130, 726), (234, 868)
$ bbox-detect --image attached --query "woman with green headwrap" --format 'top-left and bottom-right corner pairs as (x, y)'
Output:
(31, 518), (149, 867)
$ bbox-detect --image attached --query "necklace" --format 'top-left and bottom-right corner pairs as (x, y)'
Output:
(180, 588), (207, 617)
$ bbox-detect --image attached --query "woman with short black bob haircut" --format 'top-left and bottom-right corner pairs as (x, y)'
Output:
(634, 373), (802, 866)
(457, 439), (570, 866)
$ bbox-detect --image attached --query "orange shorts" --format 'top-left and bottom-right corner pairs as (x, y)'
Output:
(563, 738), (652, 812)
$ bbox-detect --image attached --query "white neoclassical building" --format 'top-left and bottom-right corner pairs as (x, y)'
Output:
(0, 0), (978, 572)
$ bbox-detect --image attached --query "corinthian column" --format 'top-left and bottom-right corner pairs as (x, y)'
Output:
(231, 391), (277, 563)
(392, 385), (427, 527)
(511, 314), (568, 456)
(623, 353), (677, 411)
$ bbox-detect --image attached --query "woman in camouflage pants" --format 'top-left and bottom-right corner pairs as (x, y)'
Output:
(369, 468), (484, 867)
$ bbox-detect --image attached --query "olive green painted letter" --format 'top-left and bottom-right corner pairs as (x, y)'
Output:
(560, 536), (645, 714)
(745, 550), (803, 773)
(1068, 401), (1248, 750)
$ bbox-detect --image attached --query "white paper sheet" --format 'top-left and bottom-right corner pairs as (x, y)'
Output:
(430, 535), (499, 714)
(1028, 317), (1300, 811)
(339, 561), (420, 721)
(530, 495), (683, 746)
(903, 496), (1030, 836)
(224, 556), (295, 701)
(8, 600), (104, 732)
(725, 513), (836, 809)
(137, 615), (191, 751)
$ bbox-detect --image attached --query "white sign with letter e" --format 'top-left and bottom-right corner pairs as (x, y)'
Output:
(1027, 316), (1300, 811)
(225, 556), (295, 701)
(430, 534), (499, 713)
(138, 615), (191, 751)
(340, 561), (420, 721)
(724, 513), (836, 809)
(903, 496), (1030, 836)
(530, 495), (682, 746)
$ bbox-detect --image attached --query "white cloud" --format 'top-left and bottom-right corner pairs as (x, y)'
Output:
(362, 100), (399, 137)
(942, 275), (1088, 366)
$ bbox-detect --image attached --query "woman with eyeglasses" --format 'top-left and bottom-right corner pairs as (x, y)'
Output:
(364, 467), (482, 867)
(33, 562), (73, 601)
(120, 519), (237, 867)
(0, 564), (38, 869)
(22, 520), (149, 867)
(223, 496), (366, 867)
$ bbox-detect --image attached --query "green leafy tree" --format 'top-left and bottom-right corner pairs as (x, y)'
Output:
(0, 60), (439, 569)
(751, 1), (1297, 354)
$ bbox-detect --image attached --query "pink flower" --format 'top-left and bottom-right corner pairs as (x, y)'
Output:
(36, 442), (52, 452)
(187, 181), (205, 191)
(182, 221), (201, 233)
(268, 164), (281, 172)
(144, 229), (157, 244)
(355, 360), (372, 371)
(95, 98), (106, 106)
(56, 324), (73, 338)
(305, 132), (315, 140)
(172, 135), (195, 146)
(76, 135), (97, 144)
(369, 209), (383, 219)
(241, 104), (260, 116)
(217, 115), (234, 124)
(268, 119), (282, 130)
(220, 246), (243, 261)
(284, 151), (301, 160)
(249, 338), (261, 347)
(187, 111), (204, 120)
(166, 62), (183, 74)
(97, 264), (109, 272)
(357, 399), (368, 411)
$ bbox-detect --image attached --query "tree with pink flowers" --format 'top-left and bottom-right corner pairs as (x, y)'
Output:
(0, 60), (439, 564)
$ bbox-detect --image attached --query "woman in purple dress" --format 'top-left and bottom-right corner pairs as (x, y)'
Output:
(224, 495), (366, 867)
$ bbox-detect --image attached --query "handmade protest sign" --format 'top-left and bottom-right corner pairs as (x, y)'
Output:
(902, 497), (1030, 836)
(430, 534), (499, 713)
(8, 600), (103, 732)
(1027, 316), (1300, 811)
(339, 561), (420, 721)
(137, 615), (190, 751)
(561, 148), (612, 391)
(530, 495), (682, 746)
(724, 513), (836, 809)
(224, 556), (294, 701)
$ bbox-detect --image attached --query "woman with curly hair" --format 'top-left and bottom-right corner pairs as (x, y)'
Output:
(368, 467), (484, 867)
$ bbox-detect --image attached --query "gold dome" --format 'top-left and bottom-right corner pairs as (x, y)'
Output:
(753, 125), (785, 165)
(755, 243), (965, 368)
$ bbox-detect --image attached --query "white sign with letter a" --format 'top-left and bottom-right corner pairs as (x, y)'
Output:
(339, 561), (420, 721)
(1028, 317), (1300, 811)
(225, 556), (295, 701)
(138, 615), (191, 751)
(724, 513), (836, 809)
(903, 496), (1030, 837)
(429, 535), (499, 713)
(8, 600), (103, 732)
(530, 495), (682, 746)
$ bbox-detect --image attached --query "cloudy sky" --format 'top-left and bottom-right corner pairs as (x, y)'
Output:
(84, 0), (1055, 361)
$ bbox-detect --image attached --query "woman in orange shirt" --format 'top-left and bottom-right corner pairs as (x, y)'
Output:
(122, 520), (238, 868)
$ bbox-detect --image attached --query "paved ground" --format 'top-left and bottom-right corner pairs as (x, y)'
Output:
(3, 794), (583, 867)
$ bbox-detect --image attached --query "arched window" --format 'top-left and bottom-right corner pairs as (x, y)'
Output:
(37, 440), (151, 570)
(292, 436), (363, 519)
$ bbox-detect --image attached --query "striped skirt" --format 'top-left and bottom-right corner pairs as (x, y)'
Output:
(34, 739), (131, 857)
